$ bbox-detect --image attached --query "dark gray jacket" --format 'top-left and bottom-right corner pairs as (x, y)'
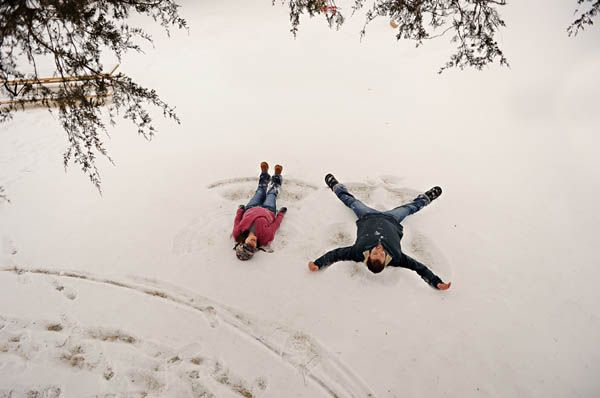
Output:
(314, 213), (443, 288)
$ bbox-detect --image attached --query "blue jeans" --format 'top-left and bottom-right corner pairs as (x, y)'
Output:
(333, 184), (429, 223)
(246, 172), (279, 213)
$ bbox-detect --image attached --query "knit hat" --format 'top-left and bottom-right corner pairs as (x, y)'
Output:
(235, 243), (255, 261)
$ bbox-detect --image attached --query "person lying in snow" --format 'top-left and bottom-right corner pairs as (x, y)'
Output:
(232, 162), (287, 261)
(308, 174), (451, 290)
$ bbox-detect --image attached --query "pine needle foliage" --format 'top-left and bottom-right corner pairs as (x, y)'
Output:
(278, 0), (509, 73)
(568, 0), (600, 36)
(0, 0), (187, 192)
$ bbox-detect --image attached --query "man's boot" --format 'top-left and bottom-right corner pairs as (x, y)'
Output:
(325, 173), (339, 190)
(424, 186), (442, 202)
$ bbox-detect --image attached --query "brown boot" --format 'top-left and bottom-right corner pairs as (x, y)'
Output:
(260, 161), (269, 173)
(274, 164), (283, 175)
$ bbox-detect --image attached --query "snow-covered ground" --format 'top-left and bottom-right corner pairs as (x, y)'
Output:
(1, 0), (599, 397)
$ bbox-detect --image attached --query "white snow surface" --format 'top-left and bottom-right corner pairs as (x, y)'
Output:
(1, 0), (600, 397)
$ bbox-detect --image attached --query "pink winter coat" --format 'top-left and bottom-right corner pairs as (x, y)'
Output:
(232, 207), (285, 247)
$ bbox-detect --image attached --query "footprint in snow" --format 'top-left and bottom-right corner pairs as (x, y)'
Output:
(0, 270), (374, 398)
(52, 280), (77, 300)
(1, 236), (17, 256)
(203, 306), (219, 328)
(0, 386), (62, 398)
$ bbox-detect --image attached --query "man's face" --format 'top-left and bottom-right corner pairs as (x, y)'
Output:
(245, 234), (257, 249)
(369, 244), (386, 264)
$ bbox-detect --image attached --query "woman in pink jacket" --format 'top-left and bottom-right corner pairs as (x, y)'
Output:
(232, 162), (287, 261)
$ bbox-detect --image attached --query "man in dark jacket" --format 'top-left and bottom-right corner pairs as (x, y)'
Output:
(308, 174), (451, 290)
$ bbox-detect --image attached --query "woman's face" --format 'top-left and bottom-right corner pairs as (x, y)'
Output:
(244, 233), (257, 249)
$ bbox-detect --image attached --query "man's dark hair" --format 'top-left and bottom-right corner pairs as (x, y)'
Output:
(366, 257), (385, 274)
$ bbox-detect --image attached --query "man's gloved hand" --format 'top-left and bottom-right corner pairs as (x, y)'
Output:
(279, 207), (288, 214)
(238, 204), (245, 210)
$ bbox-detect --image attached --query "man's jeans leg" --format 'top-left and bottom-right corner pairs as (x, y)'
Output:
(384, 194), (430, 223)
(333, 184), (378, 218)
(246, 172), (270, 209)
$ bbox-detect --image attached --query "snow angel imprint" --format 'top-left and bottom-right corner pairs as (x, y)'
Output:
(232, 162), (287, 260)
(308, 174), (451, 290)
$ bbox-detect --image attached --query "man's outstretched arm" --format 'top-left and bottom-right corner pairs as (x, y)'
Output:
(398, 254), (451, 290)
(308, 246), (355, 272)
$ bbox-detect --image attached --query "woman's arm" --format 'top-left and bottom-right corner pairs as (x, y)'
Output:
(232, 206), (245, 238)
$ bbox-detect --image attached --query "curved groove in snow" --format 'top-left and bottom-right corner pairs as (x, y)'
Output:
(1, 266), (376, 398)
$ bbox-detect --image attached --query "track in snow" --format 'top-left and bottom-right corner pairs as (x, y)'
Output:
(0, 266), (375, 398)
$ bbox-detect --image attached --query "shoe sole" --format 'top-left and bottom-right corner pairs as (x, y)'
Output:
(325, 174), (338, 190)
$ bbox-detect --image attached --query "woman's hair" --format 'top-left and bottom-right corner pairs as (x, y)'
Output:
(235, 230), (250, 244)
(236, 230), (262, 249)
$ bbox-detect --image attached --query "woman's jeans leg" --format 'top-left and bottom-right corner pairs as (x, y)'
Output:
(333, 184), (378, 218)
(262, 184), (279, 213)
(384, 194), (430, 223)
(246, 172), (270, 209)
